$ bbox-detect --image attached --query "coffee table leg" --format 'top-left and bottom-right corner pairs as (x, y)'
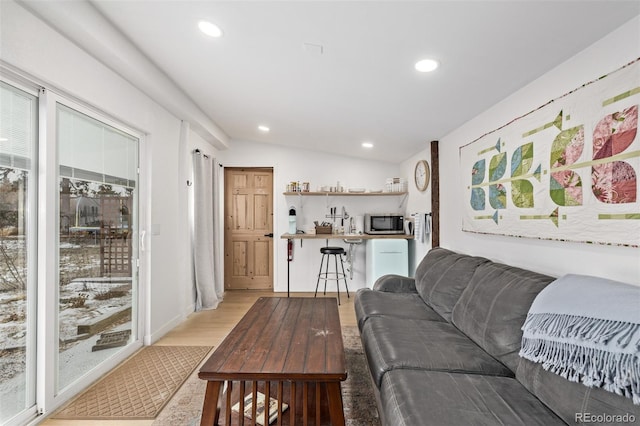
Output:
(200, 381), (222, 426)
(326, 382), (345, 426)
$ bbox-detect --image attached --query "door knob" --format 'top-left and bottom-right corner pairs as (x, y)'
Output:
(264, 233), (274, 238)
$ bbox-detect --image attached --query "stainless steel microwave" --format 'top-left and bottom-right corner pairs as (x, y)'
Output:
(364, 214), (405, 234)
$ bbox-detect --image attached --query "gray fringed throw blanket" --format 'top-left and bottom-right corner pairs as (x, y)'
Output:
(519, 274), (640, 405)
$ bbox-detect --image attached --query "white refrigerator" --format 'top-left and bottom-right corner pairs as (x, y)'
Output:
(365, 239), (409, 288)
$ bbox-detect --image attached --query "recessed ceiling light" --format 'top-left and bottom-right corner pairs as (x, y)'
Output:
(258, 125), (270, 133)
(362, 142), (374, 148)
(415, 58), (439, 73)
(0, 138), (7, 142)
(198, 20), (223, 38)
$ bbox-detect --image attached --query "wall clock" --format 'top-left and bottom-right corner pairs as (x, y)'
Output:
(414, 160), (430, 192)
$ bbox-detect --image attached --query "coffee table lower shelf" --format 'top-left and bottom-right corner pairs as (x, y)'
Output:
(201, 379), (344, 426)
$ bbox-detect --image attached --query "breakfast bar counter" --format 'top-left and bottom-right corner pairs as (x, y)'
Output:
(280, 233), (414, 240)
(280, 233), (413, 295)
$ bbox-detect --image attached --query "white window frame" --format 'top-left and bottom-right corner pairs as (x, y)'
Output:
(0, 74), (40, 426)
(38, 89), (146, 414)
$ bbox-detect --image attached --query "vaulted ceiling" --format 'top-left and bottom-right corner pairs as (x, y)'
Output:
(70, 1), (640, 162)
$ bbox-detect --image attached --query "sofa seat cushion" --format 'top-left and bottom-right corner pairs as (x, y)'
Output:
(354, 288), (444, 331)
(361, 317), (512, 387)
(380, 369), (565, 426)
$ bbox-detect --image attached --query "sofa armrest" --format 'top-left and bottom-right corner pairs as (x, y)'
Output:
(372, 274), (417, 293)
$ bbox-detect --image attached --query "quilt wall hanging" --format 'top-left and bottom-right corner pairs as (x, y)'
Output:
(460, 59), (640, 247)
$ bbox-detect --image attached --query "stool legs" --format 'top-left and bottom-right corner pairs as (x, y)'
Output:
(340, 254), (350, 299)
(324, 254), (330, 295)
(314, 254), (326, 298)
(334, 253), (340, 305)
(314, 252), (349, 305)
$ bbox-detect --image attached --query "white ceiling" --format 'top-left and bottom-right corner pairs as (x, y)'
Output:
(90, 1), (639, 163)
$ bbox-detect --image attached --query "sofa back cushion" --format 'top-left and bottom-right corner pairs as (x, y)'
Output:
(517, 358), (640, 424)
(451, 262), (554, 372)
(414, 248), (489, 321)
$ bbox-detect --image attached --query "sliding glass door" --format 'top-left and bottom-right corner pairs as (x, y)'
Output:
(0, 82), (37, 424)
(56, 104), (139, 392)
(1, 77), (142, 423)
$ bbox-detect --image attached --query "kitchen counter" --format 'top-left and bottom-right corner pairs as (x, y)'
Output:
(280, 233), (414, 240)
(280, 232), (413, 295)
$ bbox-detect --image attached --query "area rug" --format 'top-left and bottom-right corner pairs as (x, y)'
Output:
(153, 326), (380, 425)
(53, 345), (212, 419)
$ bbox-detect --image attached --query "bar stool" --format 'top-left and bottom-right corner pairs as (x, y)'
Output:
(314, 246), (350, 305)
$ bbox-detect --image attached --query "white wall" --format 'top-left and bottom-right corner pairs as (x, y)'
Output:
(218, 139), (404, 292)
(1, 1), (191, 342)
(400, 146), (433, 274)
(438, 16), (640, 285)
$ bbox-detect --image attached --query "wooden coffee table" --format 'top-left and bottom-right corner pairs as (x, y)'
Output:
(199, 297), (347, 425)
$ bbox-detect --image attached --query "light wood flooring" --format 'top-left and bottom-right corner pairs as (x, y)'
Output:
(42, 291), (357, 426)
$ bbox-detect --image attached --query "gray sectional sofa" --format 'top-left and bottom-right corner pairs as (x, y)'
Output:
(354, 247), (640, 425)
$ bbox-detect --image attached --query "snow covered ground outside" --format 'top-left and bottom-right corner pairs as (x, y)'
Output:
(0, 237), (133, 423)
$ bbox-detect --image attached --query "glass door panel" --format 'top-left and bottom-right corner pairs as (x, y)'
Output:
(0, 82), (37, 423)
(56, 104), (138, 391)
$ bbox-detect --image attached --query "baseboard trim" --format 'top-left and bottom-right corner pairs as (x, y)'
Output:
(146, 312), (185, 345)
